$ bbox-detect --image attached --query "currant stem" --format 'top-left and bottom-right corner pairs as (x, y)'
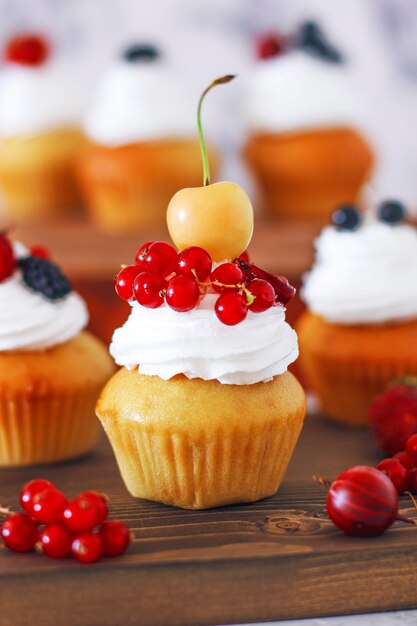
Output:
(0, 505), (12, 517)
(197, 74), (235, 186)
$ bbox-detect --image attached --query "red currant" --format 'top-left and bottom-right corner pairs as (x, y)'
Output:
(1, 513), (39, 553)
(406, 434), (417, 465)
(376, 458), (409, 494)
(115, 265), (142, 301)
(99, 521), (131, 557)
(393, 451), (414, 470)
(39, 524), (73, 559)
(31, 487), (67, 524)
(5, 34), (49, 66)
(256, 33), (287, 60)
(142, 241), (177, 277)
(215, 292), (248, 326)
(72, 533), (103, 564)
(63, 495), (101, 533)
(165, 275), (200, 312)
(0, 235), (16, 282)
(30, 245), (51, 260)
(20, 478), (54, 515)
(177, 246), (212, 282)
(246, 279), (275, 313)
(134, 241), (154, 268)
(133, 272), (166, 308)
(211, 263), (243, 293)
(79, 491), (108, 524)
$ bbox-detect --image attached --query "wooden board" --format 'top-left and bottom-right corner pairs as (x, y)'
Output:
(1, 415), (417, 626)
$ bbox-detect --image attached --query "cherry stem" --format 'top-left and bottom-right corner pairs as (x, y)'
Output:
(197, 74), (235, 186)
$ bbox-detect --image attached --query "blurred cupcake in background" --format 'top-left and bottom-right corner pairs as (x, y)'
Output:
(297, 201), (417, 426)
(243, 22), (375, 221)
(0, 34), (87, 221)
(79, 44), (218, 234)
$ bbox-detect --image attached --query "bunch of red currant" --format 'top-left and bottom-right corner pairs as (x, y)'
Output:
(115, 241), (295, 326)
(1, 479), (130, 564)
(376, 433), (417, 495)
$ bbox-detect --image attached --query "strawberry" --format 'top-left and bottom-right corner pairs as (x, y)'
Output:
(369, 379), (417, 455)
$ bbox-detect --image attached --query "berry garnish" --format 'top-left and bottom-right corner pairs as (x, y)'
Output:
(0, 234), (16, 282)
(296, 21), (343, 63)
(63, 495), (102, 533)
(4, 34), (49, 66)
(246, 279), (275, 313)
(135, 241), (154, 268)
(211, 263), (243, 293)
(165, 275), (200, 312)
(99, 521), (131, 557)
(133, 272), (166, 308)
(30, 245), (51, 260)
(255, 33), (287, 60)
(393, 450), (414, 470)
(376, 458), (409, 494)
(369, 379), (417, 455)
(1, 514), (39, 553)
(30, 487), (67, 524)
(115, 265), (142, 301)
(177, 246), (212, 282)
(72, 533), (103, 564)
(20, 479), (54, 516)
(332, 205), (361, 232)
(39, 524), (73, 559)
(326, 466), (399, 536)
(19, 256), (72, 300)
(123, 44), (159, 63)
(377, 200), (405, 225)
(215, 292), (248, 326)
(239, 261), (296, 305)
(142, 241), (177, 278)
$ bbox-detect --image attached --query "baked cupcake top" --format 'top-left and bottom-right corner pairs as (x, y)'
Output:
(0, 34), (85, 139)
(245, 22), (364, 134)
(85, 44), (195, 146)
(302, 202), (417, 325)
(0, 237), (88, 351)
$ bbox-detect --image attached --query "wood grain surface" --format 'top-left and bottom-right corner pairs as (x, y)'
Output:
(1, 416), (417, 626)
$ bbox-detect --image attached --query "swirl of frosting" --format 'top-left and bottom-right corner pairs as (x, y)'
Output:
(110, 294), (298, 385)
(245, 51), (365, 134)
(0, 243), (88, 351)
(0, 62), (86, 138)
(302, 221), (417, 324)
(85, 61), (195, 146)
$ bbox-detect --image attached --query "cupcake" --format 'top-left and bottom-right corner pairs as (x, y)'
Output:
(96, 76), (306, 509)
(79, 44), (217, 234)
(0, 234), (114, 466)
(0, 34), (87, 220)
(243, 22), (374, 220)
(297, 201), (417, 426)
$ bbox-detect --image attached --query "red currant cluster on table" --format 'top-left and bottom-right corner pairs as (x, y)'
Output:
(376, 434), (417, 495)
(115, 241), (296, 326)
(1, 479), (130, 564)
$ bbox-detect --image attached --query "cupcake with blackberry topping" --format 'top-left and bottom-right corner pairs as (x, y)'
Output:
(96, 77), (306, 509)
(0, 234), (114, 466)
(0, 34), (87, 220)
(243, 21), (374, 221)
(79, 44), (218, 233)
(297, 200), (417, 426)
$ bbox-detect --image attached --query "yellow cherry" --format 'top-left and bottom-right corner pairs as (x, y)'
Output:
(167, 181), (253, 261)
(166, 75), (254, 261)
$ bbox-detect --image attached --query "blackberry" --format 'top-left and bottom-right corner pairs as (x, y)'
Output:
(377, 200), (405, 225)
(19, 256), (72, 300)
(332, 205), (362, 231)
(296, 21), (343, 64)
(123, 44), (159, 63)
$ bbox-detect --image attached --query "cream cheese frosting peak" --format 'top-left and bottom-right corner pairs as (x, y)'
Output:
(110, 294), (299, 385)
(302, 221), (417, 324)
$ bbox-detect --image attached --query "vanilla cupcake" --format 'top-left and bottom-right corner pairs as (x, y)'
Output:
(243, 22), (374, 220)
(0, 35), (87, 220)
(297, 201), (417, 426)
(0, 235), (114, 466)
(79, 44), (217, 233)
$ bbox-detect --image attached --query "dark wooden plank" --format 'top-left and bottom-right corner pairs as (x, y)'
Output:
(1, 415), (417, 626)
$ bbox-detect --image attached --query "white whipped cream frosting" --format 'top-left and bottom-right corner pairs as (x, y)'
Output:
(245, 51), (365, 134)
(110, 294), (299, 385)
(0, 243), (88, 351)
(302, 221), (417, 325)
(0, 61), (86, 138)
(85, 60), (196, 146)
